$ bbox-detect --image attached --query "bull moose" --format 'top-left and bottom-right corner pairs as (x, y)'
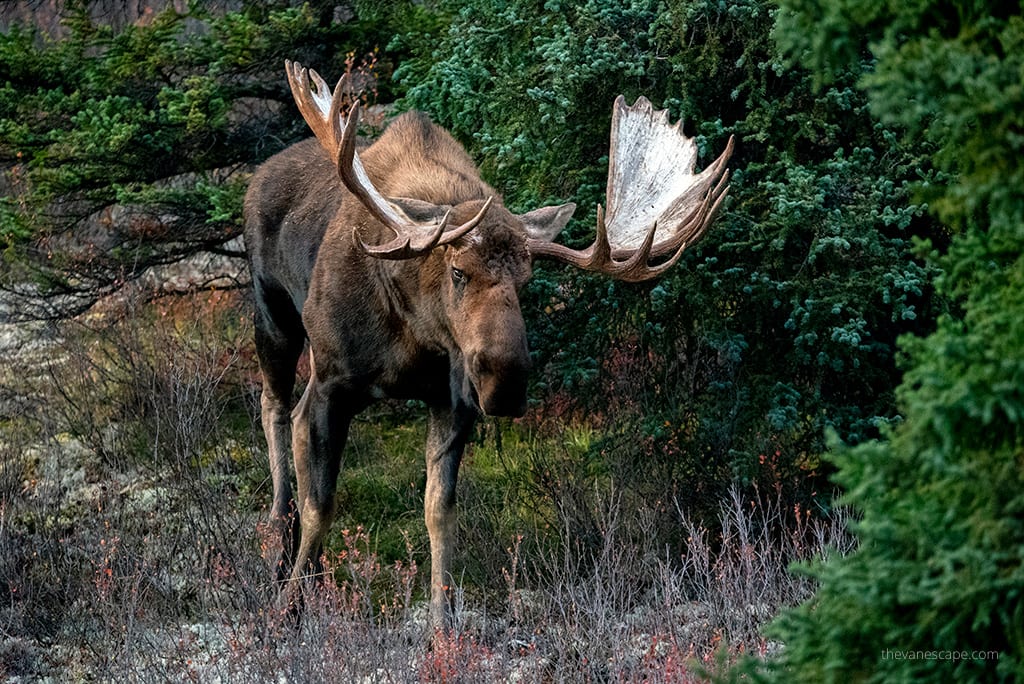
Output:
(243, 61), (733, 628)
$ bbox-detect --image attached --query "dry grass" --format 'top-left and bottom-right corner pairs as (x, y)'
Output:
(0, 294), (853, 682)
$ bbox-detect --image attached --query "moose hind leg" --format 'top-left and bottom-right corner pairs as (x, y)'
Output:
(254, 305), (305, 584)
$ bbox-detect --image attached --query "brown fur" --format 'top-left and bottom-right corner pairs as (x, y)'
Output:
(244, 112), (573, 628)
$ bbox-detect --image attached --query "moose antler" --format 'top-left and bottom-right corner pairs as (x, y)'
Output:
(527, 96), (734, 282)
(285, 60), (493, 259)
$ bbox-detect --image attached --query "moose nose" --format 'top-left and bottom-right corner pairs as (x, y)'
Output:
(470, 352), (529, 417)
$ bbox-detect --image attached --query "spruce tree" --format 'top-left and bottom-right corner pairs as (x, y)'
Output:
(767, 2), (1024, 680)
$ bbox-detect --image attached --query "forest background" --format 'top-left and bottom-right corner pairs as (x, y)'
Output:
(0, 0), (1019, 681)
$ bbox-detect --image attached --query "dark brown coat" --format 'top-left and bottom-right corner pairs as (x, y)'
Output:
(244, 61), (732, 629)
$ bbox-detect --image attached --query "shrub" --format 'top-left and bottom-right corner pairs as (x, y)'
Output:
(396, 0), (944, 517)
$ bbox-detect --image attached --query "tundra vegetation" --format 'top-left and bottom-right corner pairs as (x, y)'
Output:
(0, 0), (1018, 682)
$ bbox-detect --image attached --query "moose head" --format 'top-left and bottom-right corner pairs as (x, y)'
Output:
(243, 60), (733, 628)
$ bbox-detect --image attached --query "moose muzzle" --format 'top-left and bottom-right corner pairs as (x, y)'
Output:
(469, 348), (530, 417)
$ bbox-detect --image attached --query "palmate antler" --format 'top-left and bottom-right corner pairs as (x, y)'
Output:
(284, 60), (492, 259)
(528, 96), (734, 282)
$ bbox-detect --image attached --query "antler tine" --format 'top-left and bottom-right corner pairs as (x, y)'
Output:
(611, 164), (732, 263)
(355, 218), (448, 260)
(525, 203), (656, 281)
(527, 94), (733, 282)
(591, 204), (613, 264)
(527, 167), (731, 282)
(442, 195), (494, 243)
(599, 203), (696, 282)
(285, 60), (496, 261)
(285, 60), (346, 157)
(610, 212), (661, 281)
(354, 197), (495, 260)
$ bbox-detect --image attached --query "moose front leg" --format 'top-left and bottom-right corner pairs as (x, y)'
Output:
(424, 401), (477, 630)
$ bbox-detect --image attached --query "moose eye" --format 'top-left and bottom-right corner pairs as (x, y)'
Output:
(451, 267), (466, 284)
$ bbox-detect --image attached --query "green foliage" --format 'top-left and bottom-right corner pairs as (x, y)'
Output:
(0, 1), (404, 316)
(766, 1), (1024, 681)
(396, 0), (942, 512)
(334, 413), (430, 563)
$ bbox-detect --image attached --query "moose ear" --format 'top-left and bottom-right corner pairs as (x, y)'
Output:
(388, 197), (452, 224)
(520, 203), (576, 242)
